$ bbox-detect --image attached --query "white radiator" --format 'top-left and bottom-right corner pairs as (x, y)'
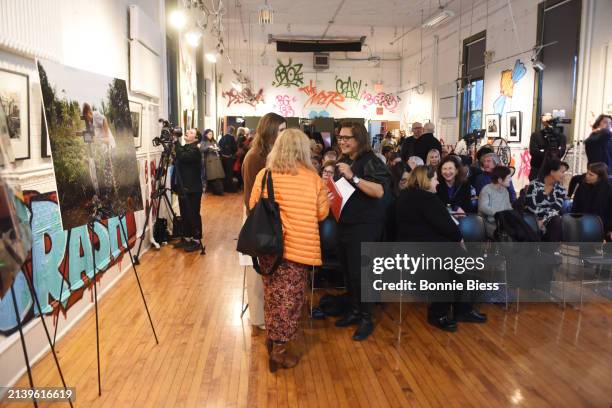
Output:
(0, 0), (63, 60)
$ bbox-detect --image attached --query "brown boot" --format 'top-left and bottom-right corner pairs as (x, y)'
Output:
(269, 342), (299, 372)
(265, 338), (273, 355)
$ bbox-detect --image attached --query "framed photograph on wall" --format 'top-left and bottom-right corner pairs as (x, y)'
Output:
(129, 101), (143, 148)
(0, 69), (30, 160)
(506, 111), (522, 143)
(485, 113), (501, 138)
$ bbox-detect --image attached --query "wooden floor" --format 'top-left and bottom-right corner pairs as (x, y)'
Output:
(3, 193), (612, 407)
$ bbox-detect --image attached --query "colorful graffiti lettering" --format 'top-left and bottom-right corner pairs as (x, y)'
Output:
(274, 95), (297, 117)
(518, 149), (531, 180)
(0, 191), (136, 336)
(299, 80), (346, 111)
(335, 76), (362, 100)
(222, 88), (265, 108)
(493, 59), (527, 114)
(361, 91), (401, 113)
(272, 59), (304, 88)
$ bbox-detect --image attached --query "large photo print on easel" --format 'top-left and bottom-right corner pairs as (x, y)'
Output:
(38, 60), (143, 230)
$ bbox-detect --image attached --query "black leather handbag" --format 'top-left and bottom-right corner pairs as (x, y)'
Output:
(236, 170), (283, 275)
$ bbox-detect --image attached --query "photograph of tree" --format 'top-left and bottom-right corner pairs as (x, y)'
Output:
(38, 60), (143, 230)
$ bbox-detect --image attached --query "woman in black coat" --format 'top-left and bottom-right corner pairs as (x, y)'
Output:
(396, 166), (487, 331)
(436, 155), (476, 214)
(218, 126), (238, 192)
(571, 162), (612, 241)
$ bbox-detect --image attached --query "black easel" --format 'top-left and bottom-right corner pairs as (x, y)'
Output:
(9, 285), (38, 408)
(6, 252), (74, 407)
(86, 207), (158, 397)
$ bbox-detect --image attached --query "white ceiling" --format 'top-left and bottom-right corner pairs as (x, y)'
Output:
(217, 0), (461, 53)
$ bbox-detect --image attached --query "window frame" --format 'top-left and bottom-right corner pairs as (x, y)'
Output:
(459, 31), (487, 139)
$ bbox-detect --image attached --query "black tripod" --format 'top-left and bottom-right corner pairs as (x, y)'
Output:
(133, 143), (177, 264)
(134, 138), (205, 263)
(86, 206), (159, 396)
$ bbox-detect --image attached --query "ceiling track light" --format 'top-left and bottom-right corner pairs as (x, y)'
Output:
(258, 0), (274, 25)
(422, 9), (455, 28)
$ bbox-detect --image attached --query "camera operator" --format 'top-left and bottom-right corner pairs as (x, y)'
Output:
(173, 129), (204, 252)
(529, 113), (567, 180)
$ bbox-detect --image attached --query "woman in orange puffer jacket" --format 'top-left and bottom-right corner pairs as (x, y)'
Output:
(249, 128), (329, 372)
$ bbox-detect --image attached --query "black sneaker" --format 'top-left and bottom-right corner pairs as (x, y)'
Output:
(173, 239), (189, 249)
(454, 309), (487, 323)
(427, 315), (458, 332)
(352, 317), (374, 341)
(335, 310), (361, 327)
(184, 241), (202, 252)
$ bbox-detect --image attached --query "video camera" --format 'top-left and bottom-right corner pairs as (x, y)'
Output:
(463, 129), (486, 146)
(152, 119), (183, 149)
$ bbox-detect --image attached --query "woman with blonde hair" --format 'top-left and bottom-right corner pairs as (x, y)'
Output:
(249, 128), (329, 372)
(241, 112), (287, 332)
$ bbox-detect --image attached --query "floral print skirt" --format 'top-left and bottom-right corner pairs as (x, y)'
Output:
(258, 255), (309, 343)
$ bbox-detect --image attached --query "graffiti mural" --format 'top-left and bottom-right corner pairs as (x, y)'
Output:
(222, 88), (265, 108)
(308, 110), (330, 119)
(272, 59), (304, 88)
(361, 91), (401, 113)
(299, 80), (346, 111)
(274, 95), (297, 117)
(0, 191), (136, 336)
(335, 76), (363, 100)
(493, 59), (527, 115)
(517, 149), (531, 180)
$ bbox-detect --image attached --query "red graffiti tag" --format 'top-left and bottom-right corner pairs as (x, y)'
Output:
(299, 80), (346, 111)
(362, 91), (400, 113)
(222, 88), (265, 108)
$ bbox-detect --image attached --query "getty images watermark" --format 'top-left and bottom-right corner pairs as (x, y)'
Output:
(360, 242), (612, 304)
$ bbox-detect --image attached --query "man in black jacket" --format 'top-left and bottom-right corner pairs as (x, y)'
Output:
(174, 129), (204, 253)
(529, 114), (567, 180)
(219, 126), (238, 192)
(400, 122), (442, 163)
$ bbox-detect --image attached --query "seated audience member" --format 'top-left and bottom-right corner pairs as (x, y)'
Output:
(474, 152), (517, 201)
(437, 156), (476, 215)
(390, 161), (409, 198)
(525, 159), (567, 242)
(321, 160), (336, 182)
(584, 114), (612, 176)
(323, 148), (338, 163)
(388, 152), (402, 167)
(249, 128), (329, 372)
(426, 148), (441, 168)
(382, 145), (394, 163)
(571, 162), (612, 241)
(311, 155), (322, 173)
(406, 156), (425, 171)
(396, 166), (487, 331)
(478, 166), (513, 238)
(381, 131), (397, 150)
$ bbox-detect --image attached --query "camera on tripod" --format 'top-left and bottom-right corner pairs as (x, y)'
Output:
(463, 129), (486, 146)
(152, 119), (183, 149)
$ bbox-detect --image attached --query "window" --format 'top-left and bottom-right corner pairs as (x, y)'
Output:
(534, 0), (581, 142)
(460, 31), (486, 138)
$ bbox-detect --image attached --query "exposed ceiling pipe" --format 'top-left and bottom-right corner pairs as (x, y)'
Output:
(321, 0), (347, 39)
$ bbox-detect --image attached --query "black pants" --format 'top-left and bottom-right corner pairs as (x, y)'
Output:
(221, 156), (236, 192)
(178, 192), (202, 240)
(338, 222), (384, 315)
(542, 215), (563, 242)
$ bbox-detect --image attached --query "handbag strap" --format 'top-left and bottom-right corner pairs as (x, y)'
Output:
(260, 170), (276, 202)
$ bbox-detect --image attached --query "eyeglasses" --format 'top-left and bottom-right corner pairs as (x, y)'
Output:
(337, 135), (354, 142)
(322, 170), (335, 175)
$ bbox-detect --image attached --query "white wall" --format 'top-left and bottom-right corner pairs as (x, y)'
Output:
(0, 0), (167, 392)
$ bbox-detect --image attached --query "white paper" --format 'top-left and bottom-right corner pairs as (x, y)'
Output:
(335, 177), (356, 211)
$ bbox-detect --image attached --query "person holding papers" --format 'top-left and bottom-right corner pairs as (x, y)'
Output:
(333, 122), (390, 341)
